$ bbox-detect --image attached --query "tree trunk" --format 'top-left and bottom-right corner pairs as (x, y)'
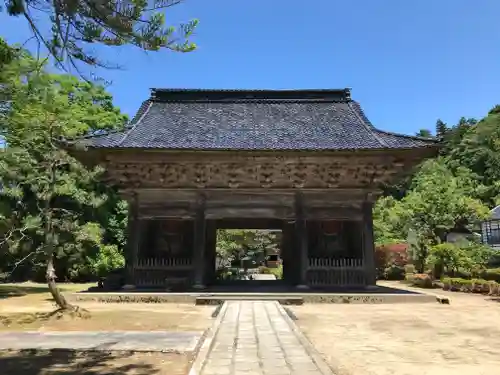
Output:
(43, 180), (72, 311)
(46, 252), (72, 310)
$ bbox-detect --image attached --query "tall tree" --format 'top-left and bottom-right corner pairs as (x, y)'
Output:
(435, 119), (448, 138)
(3, 0), (198, 71)
(416, 129), (432, 138)
(373, 158), (490, 271)
(448, 107), (500, 206)
(0, 47), (128, 309)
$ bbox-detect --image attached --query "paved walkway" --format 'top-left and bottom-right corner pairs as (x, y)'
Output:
(200, 301), (332, 375)
(0, 331), (201, 352)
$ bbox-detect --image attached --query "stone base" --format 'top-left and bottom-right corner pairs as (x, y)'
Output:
(67, 292), (439, 304)
(122, 284), (136, 290)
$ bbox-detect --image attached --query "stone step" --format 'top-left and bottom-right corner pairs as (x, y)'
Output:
(195, 295), (304, 305)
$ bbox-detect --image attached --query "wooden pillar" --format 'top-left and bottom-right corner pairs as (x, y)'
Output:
(124, 193), (140, 289)
(294, 192), (309, 288)
(362, 201), (377, 287)
(192, 194), (207, 289)
(204, 220), (217, 285)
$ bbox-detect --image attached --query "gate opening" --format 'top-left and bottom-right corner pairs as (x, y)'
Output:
(215, 229), (283, 282)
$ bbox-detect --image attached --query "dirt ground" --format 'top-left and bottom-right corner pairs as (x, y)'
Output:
(0, 282), (213, 332)
(0, 283), (212, 375)
(290, 283), (500, 375)
(0, 350), (191, 375)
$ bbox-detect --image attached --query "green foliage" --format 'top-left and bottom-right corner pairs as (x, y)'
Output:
(87, 244), (125, 278)
(427, 240), (493, 279)
(405, 273), (433, 288)
(0, 37), (15, 67)
(448, 107), (500, 205)
(404, 264), (416, 274)
(383, 265), (406, 280)
(0, 42), (128, 284)
(440, 277), (499, 294)
(216, 229), (280, 265)
(416, 129), (433, 138)
(478, 268), (500, 283)
(428, 243), (469, 275)
(374, 157), (490, 271)
(259, 265), (283, 280)
(2, 0), (198, 70)
(373, 196), (407, 246)
(435, 119), (448, 138)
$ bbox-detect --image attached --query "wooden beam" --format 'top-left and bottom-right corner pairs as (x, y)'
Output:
(192, 193), (206, 288)
(138, 205), (194, 219)
(362, 201), (376, 286)
(294, 191), (308, 288)
(205, 206), (294, 219)
(124, 193), (139, 287)
(303, 206), (362, 220)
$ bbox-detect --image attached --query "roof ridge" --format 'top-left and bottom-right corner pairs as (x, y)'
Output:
(347, 101), (389, 148)
(150, 88), (352, 103)
(116, 101), (153, 147)
(78, 100), (151, 141)
(374, 128), (438, 142)
(349, 101), (438, 145)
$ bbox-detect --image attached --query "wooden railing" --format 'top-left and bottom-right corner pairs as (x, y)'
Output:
(134, 273), (188, 288)
(307, 258), (366, 287)
(132, 258), (192, 287)
(134, 258), (193, 270)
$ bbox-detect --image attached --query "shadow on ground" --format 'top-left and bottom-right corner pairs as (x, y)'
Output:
(0, 286), (50, 299)
(0, 349), (187, 375)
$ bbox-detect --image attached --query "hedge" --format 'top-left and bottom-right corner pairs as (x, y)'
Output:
(441, 277), (500, 295)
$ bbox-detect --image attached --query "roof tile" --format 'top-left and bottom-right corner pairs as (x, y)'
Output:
(83, 89), (437, 151)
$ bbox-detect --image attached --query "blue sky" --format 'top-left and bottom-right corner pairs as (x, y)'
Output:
(1, 0), (499, 135)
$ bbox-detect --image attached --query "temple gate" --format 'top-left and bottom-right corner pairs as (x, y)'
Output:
(77, 88), (438, 289)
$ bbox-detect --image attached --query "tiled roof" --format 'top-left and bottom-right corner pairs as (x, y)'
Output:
(83, 89), (437, 151)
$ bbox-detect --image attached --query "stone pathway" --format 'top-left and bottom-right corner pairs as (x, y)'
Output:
(0, 331), (201, 352)
(200, 301), (332, 375)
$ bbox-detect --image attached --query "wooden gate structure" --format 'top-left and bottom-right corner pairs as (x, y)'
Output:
(78, 88), (438, 289)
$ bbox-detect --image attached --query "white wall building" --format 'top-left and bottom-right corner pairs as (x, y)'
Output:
(481, 205), (500, 249)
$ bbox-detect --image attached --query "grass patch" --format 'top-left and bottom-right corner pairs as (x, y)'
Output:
(0, 282), (93, 298)
(0, 307), (213, 332)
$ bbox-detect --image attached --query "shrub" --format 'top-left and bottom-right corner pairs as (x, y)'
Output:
(384, 243), (409, 266)
(375, 243), (409, 278)
(488, 281), (500, 296)
(375, 247), (388, 277)
(470, 279), (490, 293)
(441, 277), (497, 294)
(479, 268), (500, 283)
(259, 265), (283, 279)
(404, 264), (416, 274)
(405, 273), (433, 288)
(441, 277), (452, 291)
(487, 254), (500, 268)
(384, 265), (405, 280)
(87, 245), (125, 278)
(259, 266), (272, 274)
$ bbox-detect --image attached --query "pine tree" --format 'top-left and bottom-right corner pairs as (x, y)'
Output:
(435, 119), (448, 138)
(416, 129), (432, 138)
(0, 47), (128, 310)
(3, 0), (198, 71)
